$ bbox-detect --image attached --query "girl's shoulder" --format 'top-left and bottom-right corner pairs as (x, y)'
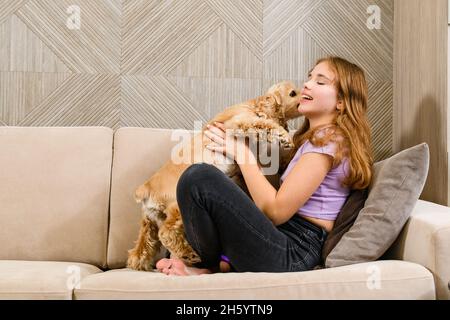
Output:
(301, 138), (335, 153)
(310, 126), (347, 149)
(308, 126), (350, 168)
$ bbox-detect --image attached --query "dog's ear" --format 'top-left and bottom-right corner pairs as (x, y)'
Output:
(260, 94), (278, 108)
(272, 91), (282, 106)
(266, 83), (286, 105)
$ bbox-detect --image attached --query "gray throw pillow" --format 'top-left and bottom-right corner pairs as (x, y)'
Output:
(325, 143), (430, 268)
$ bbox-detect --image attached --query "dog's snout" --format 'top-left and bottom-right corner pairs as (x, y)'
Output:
(289, 90), (297, 97)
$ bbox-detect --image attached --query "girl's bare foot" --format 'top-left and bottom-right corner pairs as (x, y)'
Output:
(156, 258), (212, 276)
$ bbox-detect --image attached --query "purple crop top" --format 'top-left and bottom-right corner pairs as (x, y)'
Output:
(280, 139), (350, 221)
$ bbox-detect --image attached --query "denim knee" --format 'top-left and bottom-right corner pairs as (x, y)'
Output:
(178, 163), (214, 188)
(177, 163), (216, 202)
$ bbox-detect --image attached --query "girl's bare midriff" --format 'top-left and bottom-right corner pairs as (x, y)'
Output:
(301, 215), (334, 233)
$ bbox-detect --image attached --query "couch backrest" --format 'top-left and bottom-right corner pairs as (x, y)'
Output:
(108, 127), (286, 269)
(107, 128), (182, 268)
(0, 127), (112, 268)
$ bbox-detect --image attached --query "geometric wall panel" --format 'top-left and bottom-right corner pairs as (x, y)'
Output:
(264, 27), (327, 81)
(264, 0), (326, 57)
(0, 72), (71, 125)
(18, 74), (120, 127)
(303, 0), (393, 82)
(122, 0), (222, 75)
(0, 14), (70, 72)
(168, 76), (263, 119)
(170, 24), (262, 79)
(16, 0), (121, 73)
(368, 81), (394, 161)
(0, 0), (28, 25)
(121, 75), (207, 129)
(0, 0), (395, 162)
(206, 0), (263, 60)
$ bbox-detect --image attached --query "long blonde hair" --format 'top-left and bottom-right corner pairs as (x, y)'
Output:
(288, 56), (373, 190)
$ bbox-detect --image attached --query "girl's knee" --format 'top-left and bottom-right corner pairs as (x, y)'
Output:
(179, 163), (218, 185)
(187, 163), (216, 176)
(177, 163), (217, 196)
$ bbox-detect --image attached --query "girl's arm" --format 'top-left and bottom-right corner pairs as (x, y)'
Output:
(205, 122), (333, 226)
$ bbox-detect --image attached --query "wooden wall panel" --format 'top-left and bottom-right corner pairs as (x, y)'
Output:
(1, 0), (394, 162)
(394, 0), (448, 205)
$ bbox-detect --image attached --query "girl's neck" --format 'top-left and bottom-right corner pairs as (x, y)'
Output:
(309, 119), (336, 131)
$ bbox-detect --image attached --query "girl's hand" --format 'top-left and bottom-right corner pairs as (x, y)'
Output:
(204, 122), (246, 161)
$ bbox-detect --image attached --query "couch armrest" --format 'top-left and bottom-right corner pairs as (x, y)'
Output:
(386, 200), (450, 300)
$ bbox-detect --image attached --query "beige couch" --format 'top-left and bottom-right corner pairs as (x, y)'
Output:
(0, 126), (449, 300)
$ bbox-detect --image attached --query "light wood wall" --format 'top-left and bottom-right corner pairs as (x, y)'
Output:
(0, 0), (394, 162)
(394, 0), (448, 205)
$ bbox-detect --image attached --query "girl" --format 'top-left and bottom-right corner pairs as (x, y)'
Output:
(156, 56), (373, 276)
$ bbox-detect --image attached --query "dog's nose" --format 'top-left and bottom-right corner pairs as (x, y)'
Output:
(289, 90), (297, 97)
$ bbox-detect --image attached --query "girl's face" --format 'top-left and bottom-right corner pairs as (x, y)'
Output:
(298, 62), (341, 122)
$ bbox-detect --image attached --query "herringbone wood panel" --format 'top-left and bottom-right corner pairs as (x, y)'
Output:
(18, 74), (120, 128)
(0, 72), (71, 125)
(0, 14), (70, 72)
(303, 0), (393, 82)
(206, 0), (263, 60)
(121, 75), (206, 129)
(169, 76), (263, 119)
(170, 24), (262, 79)
(122, 0), (222, 75)
(368, 81), (393, 161)
(0, 0), (394, 160)
(0, 0), (29, 25)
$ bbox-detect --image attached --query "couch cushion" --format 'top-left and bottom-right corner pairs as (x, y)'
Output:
(325, 143), (430, 268)
(108, 128), (183, 269)
(0, 127), (113, 267)
(0, 261), (102, 300)
(74, 260), (435, 300)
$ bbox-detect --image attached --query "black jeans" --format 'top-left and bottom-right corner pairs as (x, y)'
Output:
(176, 163), (328, 272)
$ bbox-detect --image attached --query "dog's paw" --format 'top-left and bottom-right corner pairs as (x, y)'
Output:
(180, 251), (202, 266)
(268, 130), (294, 148)
(234, 122), (252, 132)
(164, 240), (202, 266)
(127, 249), (154, 271)
(234, 122), (264, 133)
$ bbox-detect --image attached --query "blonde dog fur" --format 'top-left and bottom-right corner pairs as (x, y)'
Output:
(127, 81), (301, 271)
